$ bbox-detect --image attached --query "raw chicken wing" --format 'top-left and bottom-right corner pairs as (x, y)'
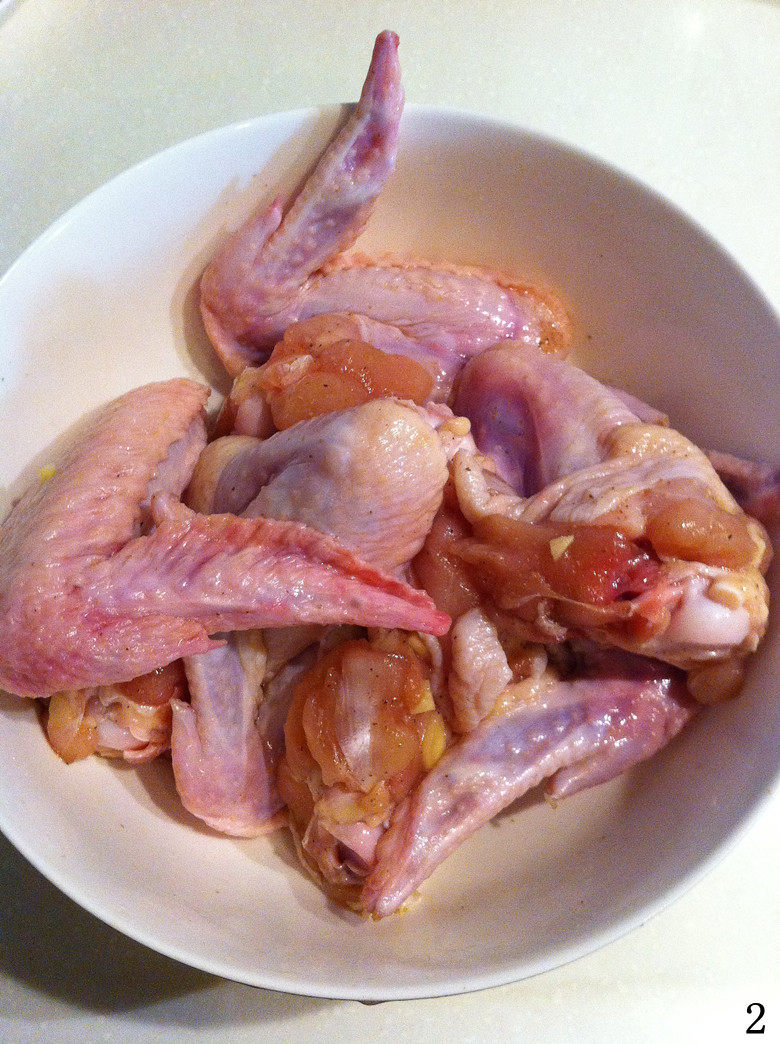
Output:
(363, 648), (695, 916)
(0, 380), (447, 699)
(200, 32), (569, 392)
(452, 344), (771, 694)
(172, 632), (286, 836)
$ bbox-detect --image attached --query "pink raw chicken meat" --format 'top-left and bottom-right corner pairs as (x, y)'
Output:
(171, 631), (313, 837)
(362, 649), (696, 917)
(0, 379), (447, 700)
(200, 31), (568, 394)
(185, 399), (449, 572)
(452, 344), (771, 689)
(45, 670), (180, 765)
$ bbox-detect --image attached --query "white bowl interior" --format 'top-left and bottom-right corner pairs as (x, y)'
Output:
(0, 107), (777, 1000)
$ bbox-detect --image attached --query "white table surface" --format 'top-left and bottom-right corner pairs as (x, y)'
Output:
(1, 1), (778, 1041)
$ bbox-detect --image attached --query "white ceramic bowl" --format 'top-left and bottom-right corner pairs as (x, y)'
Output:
(0, 107), (777, 1001)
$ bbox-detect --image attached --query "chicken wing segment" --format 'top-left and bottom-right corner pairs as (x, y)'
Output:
(452, 344), (771, 690)
(172, 633), (285, 837)
(187, 399), (449, 572)
(278, 635), (694, 916)
(172, 394), (448, 836)
(201, 29), (405, 374)
(0, 380), (448, 700)
(199, 32), (570, 390)
(363, 651), (696, 917)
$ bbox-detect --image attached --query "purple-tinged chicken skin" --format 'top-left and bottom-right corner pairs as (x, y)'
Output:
(0, 379), (448, 700)
(173, 632), (287, 837)
(458, 344), (639, 497)
(201, 29), (405, 375)
(362, 650), (696, 917)
(705, 450), (779, 529)
(199, 31), (569, 393)
(452, 344), (771, 695)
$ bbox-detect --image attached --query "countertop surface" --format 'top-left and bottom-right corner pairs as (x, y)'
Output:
(0, 1), (778, 1041)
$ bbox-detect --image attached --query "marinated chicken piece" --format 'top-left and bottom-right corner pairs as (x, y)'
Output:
(201, 30), (404, 375)
(250, 315), (435, 429)
(452, 345), (771, 695)
(213, 313), (434, 436)
(186, 399), (449, 572)
(0, 380), (447, 699)
(448, 608), (512, 733)
(171, 632), (285, 837)
(412, 500), (483, 622)
(610, 388), (779, 526)
(410, 499), (487, 729)
(362, 649), (696, 917)
(200, 32), (569, 390)
(280, 633), (694, 915)
(277, 631), (448, 908)
(45, 662), (186, 764)
(214, 316), (482, 446)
